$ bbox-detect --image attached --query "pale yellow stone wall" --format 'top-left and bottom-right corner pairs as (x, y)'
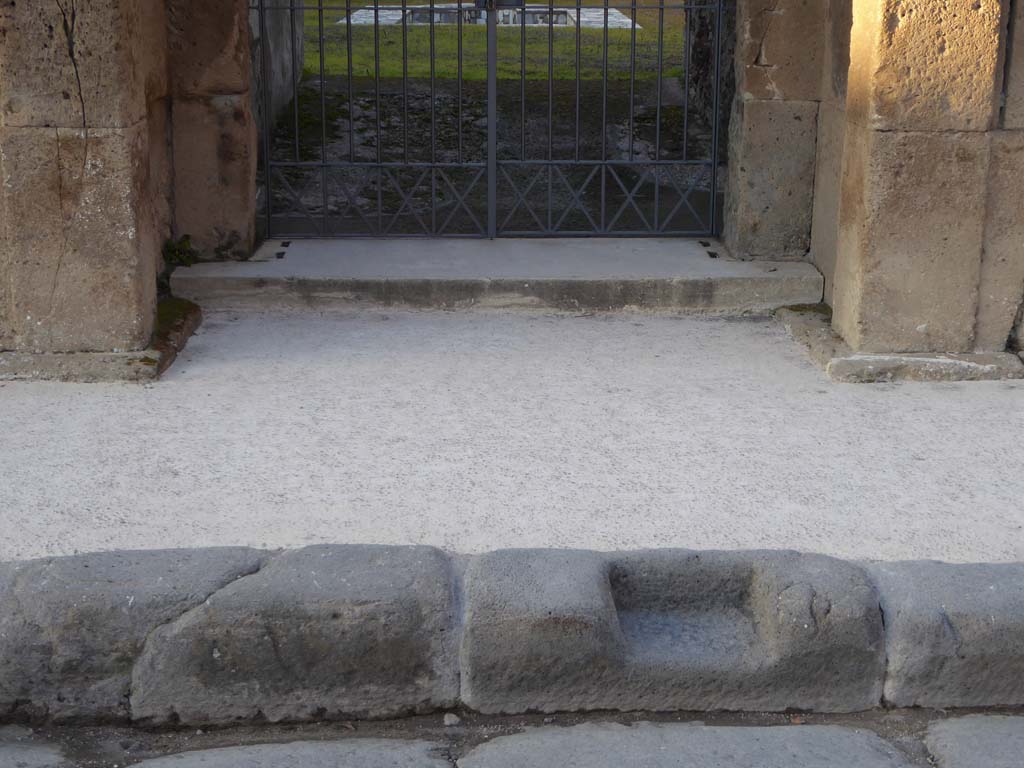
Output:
(0, 0), (169, 353)
(830, 0), (1019, 353)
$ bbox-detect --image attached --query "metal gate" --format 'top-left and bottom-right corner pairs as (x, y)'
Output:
(251, 0), (728, 238)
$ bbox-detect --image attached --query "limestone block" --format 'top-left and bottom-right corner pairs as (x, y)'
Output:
(845, 0), (1007, 132)
(460, 549), (885, 714)
(809, 101), (847, 303)
(0, 124), (162, 352)
(975, 131), (1024, 351)
(735, 0), (827, 102)
(0, 549), (265, 722)
(832, 127), (989, 353)
(1005, 0), (1024, 129)
(168, 0), (252, 97)
(867, 561), (1024, 708)
(172, 95), (257, 260)
(723, 99), (819, 260)
(0, 0), (167, 129)
(130, 545), (460, 725)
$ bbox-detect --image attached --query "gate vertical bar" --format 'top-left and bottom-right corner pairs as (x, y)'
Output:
(487, 3), (498, 238)
(318, 0), (329, 233)
(258, 0), (273, 236)
(708, 0), (724, 234)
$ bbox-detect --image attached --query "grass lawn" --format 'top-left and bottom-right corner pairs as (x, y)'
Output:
(300, 4), (687, 81)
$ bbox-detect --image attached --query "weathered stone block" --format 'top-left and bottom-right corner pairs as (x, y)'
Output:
(735, 0), (827, 102)
(810, 101), (846, 303)
(0, 124), (161, 352)
(975, 131), (1024, 351)
(845, 0), (1007, 132)
(867, 561), (1024, 708)
(1005, 0), (1024, 129)
(0, 0), (167, 129)
(130, 545), (460, 725)
(724, 99), (819, 260)
(0, 549), (265, 722)
(172, 95), (257, 260)
(168, 0), (252, 97)
(461, 549), (885, 714)
(832, 128), (989, 353)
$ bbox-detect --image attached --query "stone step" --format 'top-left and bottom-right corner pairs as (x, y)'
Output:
(170, 238), (824, 313)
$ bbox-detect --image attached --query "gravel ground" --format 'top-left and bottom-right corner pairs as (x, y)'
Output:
(2, 308), (1023, 563)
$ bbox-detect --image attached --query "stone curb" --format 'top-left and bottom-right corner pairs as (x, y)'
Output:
(1, 545), (1022, 725)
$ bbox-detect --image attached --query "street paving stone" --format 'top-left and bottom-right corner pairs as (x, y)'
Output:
(925, 716), (1024, 768)
(131, 740), (450, 767)
(456, 723), (916, 767)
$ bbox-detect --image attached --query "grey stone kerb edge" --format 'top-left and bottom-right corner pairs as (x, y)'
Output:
(0, 545), (1022, 725)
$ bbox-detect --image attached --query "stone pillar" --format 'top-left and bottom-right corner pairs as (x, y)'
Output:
(831, 0), (1014, 353)
(808, 0), (852, 303)
(0, 0), (170, 353)
(723, 0), (827, 260)
(167, 0), (258, 260)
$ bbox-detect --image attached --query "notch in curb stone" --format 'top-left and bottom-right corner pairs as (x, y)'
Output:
(459, 549), (886, 714)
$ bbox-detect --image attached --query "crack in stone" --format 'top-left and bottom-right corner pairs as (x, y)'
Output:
(127, 550), (280, 721)
(49, 0), (89, 331)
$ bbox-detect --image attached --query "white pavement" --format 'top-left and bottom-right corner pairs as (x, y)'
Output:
(2, 308), (1023, 563)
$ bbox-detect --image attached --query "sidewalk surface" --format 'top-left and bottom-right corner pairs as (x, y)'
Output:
(2, 308), (1023, 562)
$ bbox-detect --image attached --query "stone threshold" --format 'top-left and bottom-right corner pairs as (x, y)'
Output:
(0, 299), (202, 383)
(171, 238), (824, 313)
(778, 307), (1024, 383)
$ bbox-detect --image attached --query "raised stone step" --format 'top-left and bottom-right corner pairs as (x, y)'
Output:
(171, 238), (824, 313)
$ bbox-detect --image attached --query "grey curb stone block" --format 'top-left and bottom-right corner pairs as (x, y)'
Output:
(457, 723), (915, 768)
(130, 545), (460, 725)
(866, 561), (1024, 708)
(131, 740), (450, 767)
(0, 548), (266, 722)
(925, 716), (1024, 768)
(460, 549), (885, 714)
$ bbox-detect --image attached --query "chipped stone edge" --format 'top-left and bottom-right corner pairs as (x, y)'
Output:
(776, 307), (1024, 383)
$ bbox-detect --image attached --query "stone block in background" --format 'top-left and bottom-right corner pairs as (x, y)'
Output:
(735, 0), (827, 102)
(724, 99), (819, 260)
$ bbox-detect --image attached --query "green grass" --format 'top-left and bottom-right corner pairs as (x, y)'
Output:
(302, 6), (685, 81)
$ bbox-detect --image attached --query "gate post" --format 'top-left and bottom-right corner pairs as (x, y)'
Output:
(0, 0), (170, 356)
(722, 0), (828, 260)
(167, 0), (259, 260)
(831, 0), (1020, 353)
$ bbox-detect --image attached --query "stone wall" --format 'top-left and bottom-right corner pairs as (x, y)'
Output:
(169, 0), (259, 261)
(829, 0), (1022, 353)
(0, 0), (170, 353)
(250, 3), (307, 138)
(723, 0), (829, 261)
